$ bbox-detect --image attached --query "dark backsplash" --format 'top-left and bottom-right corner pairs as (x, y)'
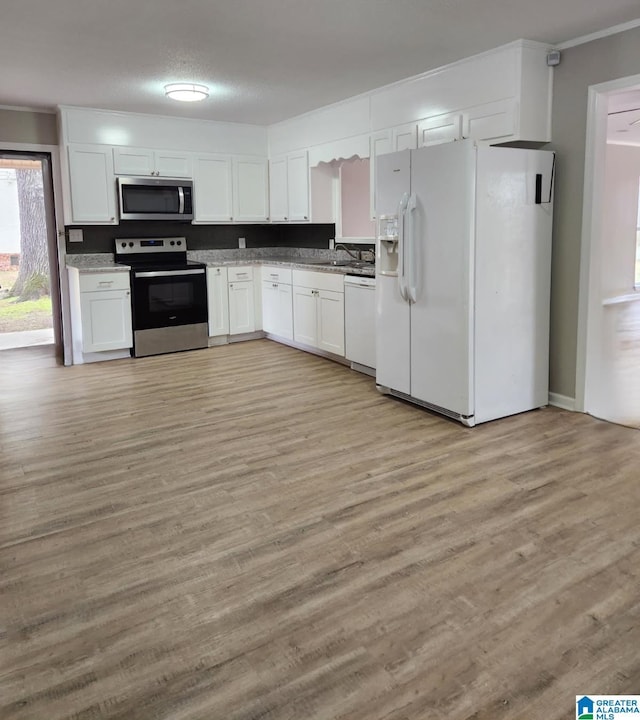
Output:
(65, 222), (336, 254)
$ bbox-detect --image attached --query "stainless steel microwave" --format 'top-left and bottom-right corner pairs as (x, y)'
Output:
(117, 177), (194, 221)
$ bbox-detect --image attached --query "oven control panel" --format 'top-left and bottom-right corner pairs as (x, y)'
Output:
(115, 237), (185, 256)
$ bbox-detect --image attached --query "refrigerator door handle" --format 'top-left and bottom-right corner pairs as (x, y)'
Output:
(406, 194), (418, 303)
(397, 192), (410, 301)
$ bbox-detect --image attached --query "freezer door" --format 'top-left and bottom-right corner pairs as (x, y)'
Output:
(375, 150), (411, 216)
(408, 141), (476, 417)
(376, 273), (410, 394)
(375, 149), (412, 394)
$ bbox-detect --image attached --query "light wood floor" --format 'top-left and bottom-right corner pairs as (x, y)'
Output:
(1, 340), (639, 720)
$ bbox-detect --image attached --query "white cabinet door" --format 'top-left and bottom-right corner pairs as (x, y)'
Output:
(68, 145), (117, 224)
(207, 266), (229, 336)
(269, 156), (288, 221)
(80, 289), (132, 352)
(233, 157), (269, 221)
(392, 122), (418, 151)
(287, 150), (309, 221)
(113, 147), (191, 177)
(293, 286), (317, 347)
(276, 283), (293, 340)
(317, 289), (345, 356)
(113, 147), (154, 175)
(228, 281), (256, 334)
(463, 99), (516, 142)
(154, 150), (192, 178)
(194, 155), (234, 222)
(262, 280), (278, 334)
(418, 113), (463, 147)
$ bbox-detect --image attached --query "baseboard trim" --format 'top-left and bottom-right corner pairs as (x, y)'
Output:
(548, 392), (576, 411)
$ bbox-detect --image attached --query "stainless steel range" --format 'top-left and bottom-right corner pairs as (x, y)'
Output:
(115, 237), (208, 358)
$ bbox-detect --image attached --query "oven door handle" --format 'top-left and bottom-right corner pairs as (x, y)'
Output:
(134, 268), (205, 278)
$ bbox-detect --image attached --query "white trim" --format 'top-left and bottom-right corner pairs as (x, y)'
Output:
(269, 39), (550, 131)
(0, 141), (71, 365)
(0, 104), (56, 114)
(602, 292), (640, 306)
(576, 72), (640, 415)
(548, 392), (576, 411)
(557, 18), (640, 50)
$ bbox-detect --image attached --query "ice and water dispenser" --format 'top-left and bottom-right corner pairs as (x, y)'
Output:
(377, 214), (400, 275)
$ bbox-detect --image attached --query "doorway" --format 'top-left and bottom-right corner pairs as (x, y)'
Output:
(0, 152), (60, 354)
(578, 76), (640, 429)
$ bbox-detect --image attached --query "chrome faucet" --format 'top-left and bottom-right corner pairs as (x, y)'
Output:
(334, 243), (361, 260)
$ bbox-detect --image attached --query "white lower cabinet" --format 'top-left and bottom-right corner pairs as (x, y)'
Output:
(292, 286), (317, 346)
(261, 266), (293, 339)
(68, 269), (133, 363)
(228, 266), (256, 334)
(206, 266), (230, 336)
(292, 270), (344, 356)
(317, 290), (345, 355)
(262, 282), (293, 339)
(80, 291), (132, 352)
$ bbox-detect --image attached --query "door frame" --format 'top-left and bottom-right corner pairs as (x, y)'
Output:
(575, 72), (640, 412)
(0, 142), (71, 364)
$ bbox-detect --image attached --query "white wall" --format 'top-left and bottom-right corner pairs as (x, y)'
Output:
(0, 169), (20, 253)
(549, 24), (640, 399)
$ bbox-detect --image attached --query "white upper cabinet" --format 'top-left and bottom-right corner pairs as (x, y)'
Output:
(269, 156), (288, 221)
(193, 154), (234, 222)
(67, 145), (117, 224)
(287, 151), (310, 221)
(392, 122), (418, 151)
(269, 151), (309, 222)
(233, 157), (269, 222)
(370, 41), (551, 145)
(462, 99), (517, 142)
(113, 147), (192, 177)
(418, 113), (463, 147)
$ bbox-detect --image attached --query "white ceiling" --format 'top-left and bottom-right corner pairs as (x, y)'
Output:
(1, 0), (640, 126)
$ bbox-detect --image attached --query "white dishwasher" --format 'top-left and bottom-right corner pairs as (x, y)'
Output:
(344, 275), (376, 374)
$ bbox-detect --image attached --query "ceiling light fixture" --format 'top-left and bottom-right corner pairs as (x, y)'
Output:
(164, 83), (209, 102)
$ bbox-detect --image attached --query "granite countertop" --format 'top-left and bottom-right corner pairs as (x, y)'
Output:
(66, 254), (131, 273)
(66, 250), (376, 278)
(199, 258), (375, 277)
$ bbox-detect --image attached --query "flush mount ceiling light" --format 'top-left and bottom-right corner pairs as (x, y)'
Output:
(164, 83), (209, 102)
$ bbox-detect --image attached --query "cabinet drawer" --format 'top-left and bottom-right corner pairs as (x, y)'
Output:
(227, 266), (254, 282)
(262, 265), (292, 285)
(292, 269), (344, 293)
(79, 272), (130, 293)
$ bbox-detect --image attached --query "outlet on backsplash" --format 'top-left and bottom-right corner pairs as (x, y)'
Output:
(238, 237), (246, 249)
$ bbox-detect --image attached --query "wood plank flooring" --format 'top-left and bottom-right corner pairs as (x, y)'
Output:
(1, 340), (639, 720)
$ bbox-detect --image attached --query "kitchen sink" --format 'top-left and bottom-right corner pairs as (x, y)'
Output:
(299, 259), (373, 268)
(325, 260), (375, 269)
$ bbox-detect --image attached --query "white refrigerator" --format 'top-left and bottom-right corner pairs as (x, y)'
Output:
(375, 140), (555, 426)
